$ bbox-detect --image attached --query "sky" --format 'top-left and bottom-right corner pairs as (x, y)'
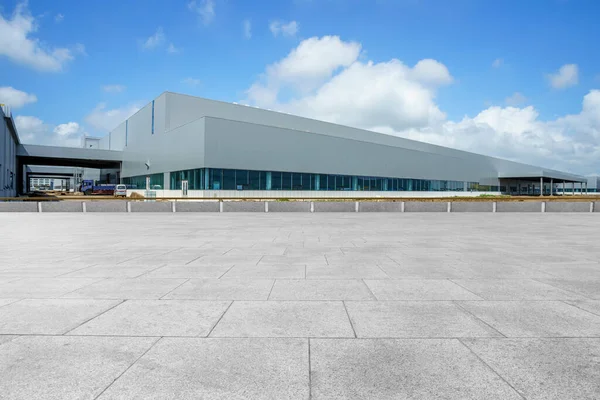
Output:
(1, 0), (600, 175)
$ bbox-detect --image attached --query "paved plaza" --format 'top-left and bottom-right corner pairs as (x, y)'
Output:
(1, 212), (600, 399)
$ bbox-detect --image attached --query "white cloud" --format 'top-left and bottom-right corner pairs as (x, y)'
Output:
(548, 64), (579, 89)
(0, 86), (37, 109)
(245, 36), (600, 174)
(492, 58), (503, 68)
(505, 92), (527, 106)
(167, 43), (180, 54)
(15, 116), (84, 147)
(84, 103), (141, 132)
(0, 3), (79, 71)
(243, 19), (252, 39)
(188, 0), (215, 25)
(182, 77), (201, 86)
(54, 13), (64, 23)
(143, 27), (165, 50)
(269, 20), (299, 37)
(102, 84), (125, 93)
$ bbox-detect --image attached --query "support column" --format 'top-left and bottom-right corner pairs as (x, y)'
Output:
(562, 181), (565, 196)
(540, 177), (543, 196)
(572, 182), (575, 196)
(352, 176), (358, 191)
(585, 182), (588, 194)
(550, 179), (553, 196)
(204, 168), (210, 190)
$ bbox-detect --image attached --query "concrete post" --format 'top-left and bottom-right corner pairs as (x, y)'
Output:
(219, 201), (223, 212)
(172, 202), (176, 212)
(82, 202), (86, 213)
(492, 201), (497, 212)
(310, 201), (314, 213)
(541, 201), (546, 213)
(265, 202), (269, 213)
(37, 202), (42, 213)
(400, 201), (405, 212)
(447, 202), (452, 213)
(355, 201), (359, 212)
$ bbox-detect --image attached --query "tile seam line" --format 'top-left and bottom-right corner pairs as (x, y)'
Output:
(308, 337), (313, 400)
(267, 280), (277, 300)
(92, 336), (163, 400)
(530, 278), (595, 300)
(361, 279), (379, 300)
(342, 301), (358, 338)
(159, 278), (192, 300)
(206, 300), (234, 337)
(61, 299), (127, 335)
(558, 300), (600, 318)
(452, 300), (507, 338)
(58, 277), (110, 297)
(446, 279), (486, 300)
(457, 338), (528, 400)
(133, 263), (170, 278)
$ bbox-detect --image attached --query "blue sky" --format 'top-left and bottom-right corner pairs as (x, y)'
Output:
(1, 0), (600, 174)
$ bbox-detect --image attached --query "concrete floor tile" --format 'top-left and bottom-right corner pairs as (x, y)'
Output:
(63, 278), (187, 299)
(463, 338), (600, 400)
(222, 264), (305, 279)
(451, 279), (586, 300)
(269, 279), (375, 300)
(345, 301), (501, 338)
(306, 264), (389, 279)
(61, 265), (158, 278)
(379, 264), (466, 279)
(0, 335), (157, 400)
(0, 335), (17, 346)
(0, 298), (20, 307)
(97, 338), (309, 400)
(144, 264), (234, 279)
(459, 300), (600, 337)
(565, 300), (600, 317)
(163, 279), (273, 300)
(538, 278), (600, 299)
(69, 300), (231, 337)
(187, 255), (263, 266)
(365, 279), (483, 300)
(310, 339), (523, 399)
(210, 301), (354, 338)
(0, 278), (102, 298)
(0, 299), (121, 334)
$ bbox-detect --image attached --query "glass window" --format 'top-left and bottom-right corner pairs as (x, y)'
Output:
(292, 173), (302, 190)
(282, 172), (292, 190)
(210, 169), (222, 190)
(222, 169), (236, 190)
(235, 170), (248, 190)
(249, 171), (261, 190)
(301, 173), (312, 190)
(271, 172), (282, 190)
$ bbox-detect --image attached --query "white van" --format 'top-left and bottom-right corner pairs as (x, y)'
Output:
(114, 184), (127, 197)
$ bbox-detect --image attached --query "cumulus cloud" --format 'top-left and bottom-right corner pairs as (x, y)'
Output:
(188, 0), (215, 25)
(142, 27), (165, 50)
(15, 116), (84, 147)
(245, 36), (600, 174)
(0, 86), (37, 109)
(548, 64), (579, 89)
(505, 92), (527, 106)
(54, 13), (64, 23)
(84, 103), (141, 132)
(102, 84), (125, 93)
(243, 19), (252, 39)
(0, 3), (80, 71)
(492, 58), (503, 68)
(269, 20), (299, 37)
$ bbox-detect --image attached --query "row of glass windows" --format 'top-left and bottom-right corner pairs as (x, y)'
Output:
(122, 173), (164, 189)
(163, 168), (476, 191)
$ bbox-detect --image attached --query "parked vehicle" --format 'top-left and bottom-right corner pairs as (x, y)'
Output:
(80, 180), (116, 195)
(114, 184), (127, 197)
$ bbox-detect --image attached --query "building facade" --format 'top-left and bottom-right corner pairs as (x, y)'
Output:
(95, 92), (584, 195)
(1, 105), (18, 197)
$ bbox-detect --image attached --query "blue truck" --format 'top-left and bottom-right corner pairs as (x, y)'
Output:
(80, 180), (116, 195)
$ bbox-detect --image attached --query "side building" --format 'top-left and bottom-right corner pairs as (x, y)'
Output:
(95, 92), (584, 196)
(1, 105), (19, 197)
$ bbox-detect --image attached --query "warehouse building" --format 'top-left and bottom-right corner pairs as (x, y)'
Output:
(97, 92), (585, 196)
(1, 105), (19, 197)
(2, 92), (589, 197)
